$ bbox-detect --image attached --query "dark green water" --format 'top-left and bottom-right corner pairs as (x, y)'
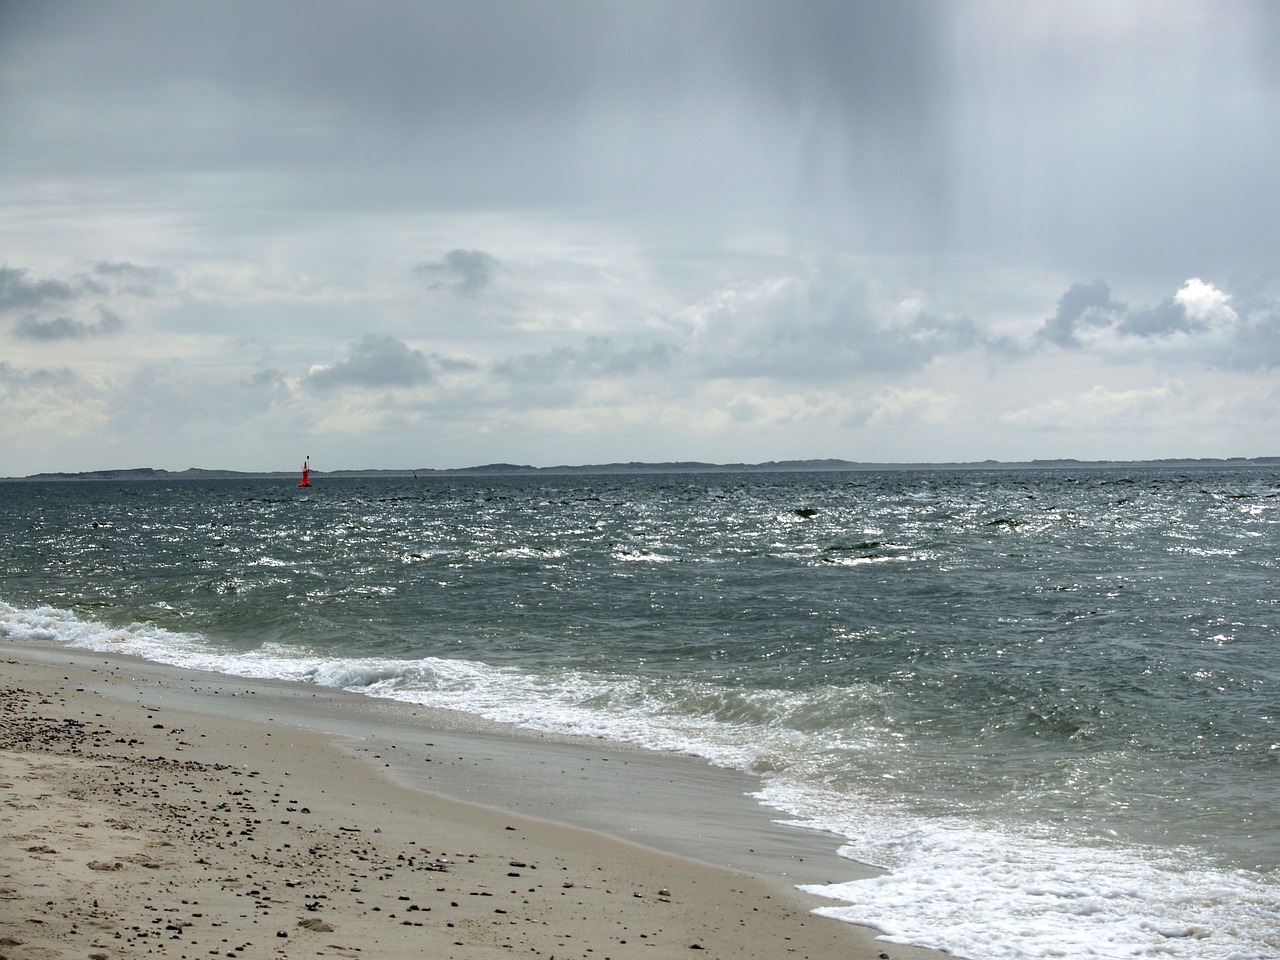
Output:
(3, 468), (1277, 958)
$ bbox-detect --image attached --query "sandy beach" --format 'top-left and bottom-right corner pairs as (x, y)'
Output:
(1, 643), (950, 960)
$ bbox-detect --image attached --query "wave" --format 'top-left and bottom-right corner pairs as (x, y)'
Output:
(3, 598), (1276, 960)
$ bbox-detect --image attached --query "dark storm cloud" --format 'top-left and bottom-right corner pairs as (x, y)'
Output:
(717, 1), (949, 224)
(7, 0), (1277, 278)
(1117, 300), (1197, 339)
(1, 262), (156, 342)
(306, 334), (472, 390)
(6, 0), (1279, 273)
(0, 263), (164, 314)
(0, 1), (938, 127)
(308, 335), (432, 389)
(0, 267), (77, 312)
(14, 309), (125, 341)
(413, 250), (499, 296)
(1037, 280), (1125, 348)
(1036, 279), (1220, 349)
(0, 3), (605, 180)
(0, 1), (959, 234)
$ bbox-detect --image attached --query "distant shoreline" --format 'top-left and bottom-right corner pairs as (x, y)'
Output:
(8, 455), (1280, 482)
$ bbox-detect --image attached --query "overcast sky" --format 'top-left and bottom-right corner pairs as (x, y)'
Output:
(2, 0), (1278, 473)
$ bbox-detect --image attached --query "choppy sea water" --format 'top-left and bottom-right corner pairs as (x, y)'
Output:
(2, 468), (1277, 959)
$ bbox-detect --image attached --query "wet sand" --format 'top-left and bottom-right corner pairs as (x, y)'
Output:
(1, 643), (951, 960)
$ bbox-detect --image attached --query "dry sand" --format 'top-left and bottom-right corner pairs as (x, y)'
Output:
(1, 645), (951, 960)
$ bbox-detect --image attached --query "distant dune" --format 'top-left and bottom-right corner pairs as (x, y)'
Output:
(10, 456), (1280, 482)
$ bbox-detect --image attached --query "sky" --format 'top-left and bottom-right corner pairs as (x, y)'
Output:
(2, 0), (1278, 474)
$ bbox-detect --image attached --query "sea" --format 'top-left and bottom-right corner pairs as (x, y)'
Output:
(1, 467), (1276, 959)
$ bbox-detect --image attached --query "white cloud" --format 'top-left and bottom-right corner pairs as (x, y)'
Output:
(865, 387), (955, 426)
(1000, 384), (1176, 431)
(724, 389), (856, 428)
(1174, 277), (1237, 327)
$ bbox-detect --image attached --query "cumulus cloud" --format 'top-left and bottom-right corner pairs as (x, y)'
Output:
(0, 361), (106, 455)
(870, 311), (983, 371)
(685, 271), (985, 379)
(306, 334), (468, 391)
(1031, 277), (1276, 368)
(1174, 277), (1237, 328)
(1114, 279), (1237, 340)
(413, 249), (500, 296)
(864, 386), (954, 426)
(14, 309), (125, 341)
(724, 390), (855, 428)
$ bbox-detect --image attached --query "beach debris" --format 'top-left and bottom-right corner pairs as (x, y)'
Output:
(297, 918), (334, 933)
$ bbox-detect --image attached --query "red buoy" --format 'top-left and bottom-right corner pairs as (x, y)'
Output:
(298, 455), (311, 488)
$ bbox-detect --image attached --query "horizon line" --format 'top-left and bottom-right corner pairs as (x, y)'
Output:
(9, 454), (1280, 482)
